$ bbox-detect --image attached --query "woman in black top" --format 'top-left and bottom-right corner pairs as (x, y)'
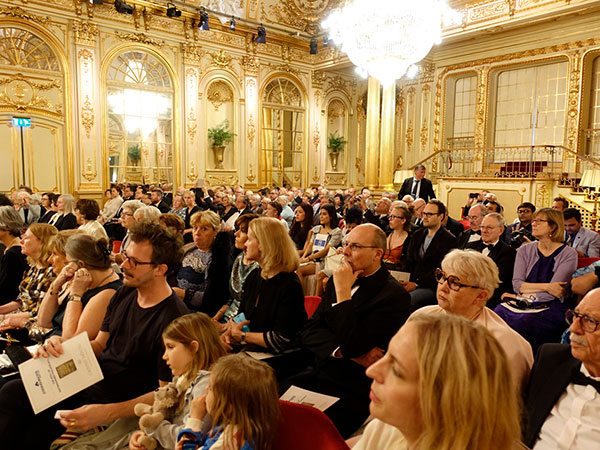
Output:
(224, 217), (307, 354)
(182, 190), (200, 244)
(0, 206), (28, 306)
(289, 203), (314, 255)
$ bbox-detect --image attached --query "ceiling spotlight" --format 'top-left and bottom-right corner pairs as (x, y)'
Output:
(114, 0), (133, 14)
(323, 37), (329, 47)
(89, 0), (103, 4)
(166, 2), (181, 18)
(229, 16), (236, 31)
(198, 8), (210, 30)
(310, 38), (318, 55)
(255, 24), (266, 44)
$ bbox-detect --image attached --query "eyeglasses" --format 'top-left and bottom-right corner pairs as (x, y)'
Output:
(467, 215), (482, 221)
(517, 209), (532, 214)
(434, 269), (482, 292)
(531, 219), (549, 224)
(120, 212), (133, 217)
(122, 251), (155, 268)
(342, 242), (378, 252)
(566, 309), (600, 333)
(422, 212), (441, 217)
(389, 215), (405, 220)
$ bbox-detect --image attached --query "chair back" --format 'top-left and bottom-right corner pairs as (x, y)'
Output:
(274, 400), (350, 450)
(577, 257), (600, 269)
(304, 296), (322, 319)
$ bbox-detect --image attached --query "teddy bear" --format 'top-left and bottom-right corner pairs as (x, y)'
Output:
(133, 380), (183, 450)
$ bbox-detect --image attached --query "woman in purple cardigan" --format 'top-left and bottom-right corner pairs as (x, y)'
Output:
(495, 208), (577, 353)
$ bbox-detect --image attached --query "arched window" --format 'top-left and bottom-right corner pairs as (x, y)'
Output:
(106, 50), (174, 184)
(0, 27), (60, 71)
(261, 78), (305, 186)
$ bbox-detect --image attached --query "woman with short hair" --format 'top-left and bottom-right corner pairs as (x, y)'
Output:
(100, 186), (123, 223)
(75, 198), (108, 241)
(0, 206), (28, 306)
(354, 314), (523, 450)
(112, 199), (144, 265)
(224, 217), (306, 354)
(495, 207), (577, 353)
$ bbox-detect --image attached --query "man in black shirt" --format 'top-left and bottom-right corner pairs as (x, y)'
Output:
(0, 222), (188, 448)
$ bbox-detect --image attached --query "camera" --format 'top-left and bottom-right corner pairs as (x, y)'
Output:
(510, 228), (535, 248)
(469, 193), (479, 199)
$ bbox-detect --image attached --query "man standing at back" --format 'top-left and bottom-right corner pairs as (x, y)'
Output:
(398, 164), (436, 202)
(295, 223), (411, 438)
(0, 222), (189, 449)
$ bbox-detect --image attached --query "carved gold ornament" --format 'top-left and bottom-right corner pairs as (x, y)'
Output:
(210, 50), (232, 69)
(406, 120), (414, 150)
(83, 157), (97, 182)
(81, 95), (94, 138)
(187, 109), (197, 141)
(187, 161), (197, 182)
(0, 7), (48, 24)
(312, 70), (326, 90)
(267, 0), (344, 34)
(247, 114), (256, 144)
(207, 80), (234, 111)
(73, 20), (98, 46)
(566, 51), (582, 151)
(0, 74), (62, 115)
(182, 42), (203, 65)
(115, 32), (164, 48)
(313, 165), (320, 182)
(328, 99), (346, 121)
(420, 120), (428, 149)
(324, 173), (347, 185)
(247, 164), (256, 182)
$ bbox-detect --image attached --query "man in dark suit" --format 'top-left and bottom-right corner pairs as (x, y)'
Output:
(361, 196), (391, 234)
(398, 164), (436, 203)
(150, 188), (170, 213)
(457, 203), (487, 248)
(466, 213), (515, 309)
(524, 288), (600, 449)
(293, 224), (411, 438)
(402, 200), (457, 309)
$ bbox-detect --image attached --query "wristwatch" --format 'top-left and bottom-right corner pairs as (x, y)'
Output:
(240, 331), (247, 345)
(69, 294), (82, 303)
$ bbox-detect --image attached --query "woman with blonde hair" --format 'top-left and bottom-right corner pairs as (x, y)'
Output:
(224, 217), (306, 354)
(354, 313), (523, 450)
(133, 205), (161, 224)
(495, 207), (577, 353)
(51, 194), (77, 230)
(174, 210), (233, 316)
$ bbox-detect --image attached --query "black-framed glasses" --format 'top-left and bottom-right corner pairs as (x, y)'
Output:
(342, 242), (378, 252)
(389, 215), (405, 220)
(434, 269), (482, 292)
(531, 219), (549, 224)
(566, 309), (600, 333)
(422, 212), (441, 217)
(122, 251), (155, 268)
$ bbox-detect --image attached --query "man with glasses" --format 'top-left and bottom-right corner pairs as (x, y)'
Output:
(0, 222), (189, 448)
(506, 202), (536, 245)
(415, 249), (532, 390)
(457, 203), (487, 248)
(563, 207), (600, 258)
(403, 200), (457, 308)
(466, 213), (516, 309)
(295, 223), (411, 438)
(524, 288), (600, 449)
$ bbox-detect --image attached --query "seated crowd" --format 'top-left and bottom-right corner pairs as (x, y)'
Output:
(0, 175), (598, 449)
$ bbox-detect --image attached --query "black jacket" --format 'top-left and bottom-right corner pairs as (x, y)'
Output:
(398, 177), (436, 202)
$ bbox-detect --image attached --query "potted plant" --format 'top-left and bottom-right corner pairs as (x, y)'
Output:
(127, 144), (141, 166)
(208, 120), (236, 169)
(327, 132), (346, 171)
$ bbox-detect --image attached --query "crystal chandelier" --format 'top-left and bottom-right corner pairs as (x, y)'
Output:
(323, 0), (454, 87)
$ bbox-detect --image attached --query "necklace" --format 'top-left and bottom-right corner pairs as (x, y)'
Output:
(92, 271), (115, 289)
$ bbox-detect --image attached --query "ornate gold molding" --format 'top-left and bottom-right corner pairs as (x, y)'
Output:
(474, 67), (489, 150)
(265, 0), (344, 34)
(243, 55), (260, 77)
(567, 50), (582, 151)
(0, 7), (48, 24)
(73, 20), (98, 46)
(420, 120), (429, 149)
(209, 50), (232, 69)
(324, 173), (347, 185)
(82, 157), (97, 182)
(206, 80), (233, 111)
(247, 163), (256, 182)
(406, 120), (414, 150)
(313, 165), (319, 182)
(187, 108), (197, 142)
(80, 94), (93, 138)
(0, 73), (62, 116)
(312, 70), (326, 90)
(115, 31), (164, 48)
(187, 161), (197, 182)
(247, 114), (256, 144)
(182, 42), (202, 66)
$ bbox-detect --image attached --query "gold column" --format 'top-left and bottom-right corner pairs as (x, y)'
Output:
(379, 83), (396, 191)
(365, 77), (381, 190)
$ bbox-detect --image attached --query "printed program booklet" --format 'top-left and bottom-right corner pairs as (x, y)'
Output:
(19, 332), (103, 414)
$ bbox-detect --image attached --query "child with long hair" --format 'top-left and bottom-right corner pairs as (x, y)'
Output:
(176, 354), (279, 450)
(128, 313), (227, 450)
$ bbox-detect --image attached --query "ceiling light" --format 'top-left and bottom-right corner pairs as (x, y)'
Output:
(166, 2), (181, 18)
(89, 0), (103, 4)
(255, 25), (266, 44)
(198, 9), (210, 30)
(310, 39), (318, 55)
(229, 16), (236, 31)
(323, 37), (329, 47)
(114, 0), (133, 14)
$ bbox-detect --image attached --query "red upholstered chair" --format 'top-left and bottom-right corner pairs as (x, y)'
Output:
(304, 296), (322, 319)
(577, 257), (600, 269)
(274, 400), (350, 450)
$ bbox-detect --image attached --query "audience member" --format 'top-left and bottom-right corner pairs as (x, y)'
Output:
(182, 190), (200, 244)
(563, 207), (600, 257)
(75, 198), (108, 241)
(111, 199), (144, 265)
(0, 222), (188, 449)
(486, 200), (503, 214)
(506, 202), (535, 246)
(418, 249), (532, 390)
(495, 208), (577, 353)
(174, 210), (233, 316)
(264, 201), (289, 231)
(398, 165), (436, 202)
(467, 213), (516, 309)
(289, 203), (313, 255)
(524, 288), (600, 449)
(15, 191), (40, 225)
(383, 204), (411, 271)
(294, 223), (411, 437)
(39, 192), (58, 223)
(362, 196), (391, 233)
(403, 200), (457, 308)
(150, 188), (170, 213)
(220, 194), (237, 224)
(169, 192), (187, 221)
(457, 203), (486, 248)
(223, 217), (306, 354)
(0, 206), (28, 307)
(134, 205), (161, 224)
(279, 195), (294, 227)
(354, 314), (522, 450)
(100, 186), (123, 223)
(551, 196), (569, 211)
(50, 194), (78, 230)
(410, 198), (426, 227)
